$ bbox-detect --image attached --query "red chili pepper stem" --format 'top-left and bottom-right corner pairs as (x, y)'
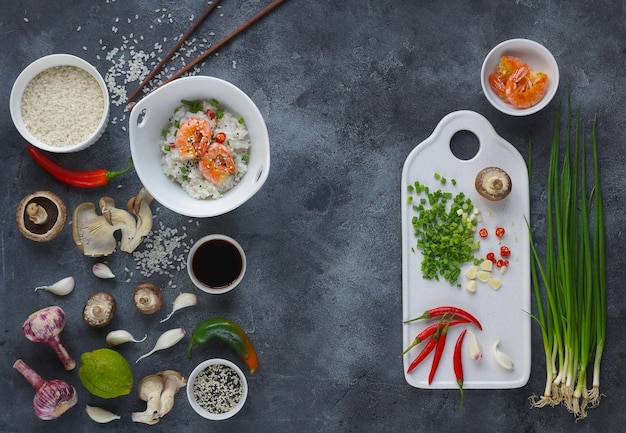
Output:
(404, 306), (482, 330)
(400, 318), (469, 357)
(427, 317), (453, 385)
(27, 145), (134, 188)
(454, 329), (468, 410)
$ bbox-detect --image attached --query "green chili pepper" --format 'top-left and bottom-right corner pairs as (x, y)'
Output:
(187, 317), (258, 375)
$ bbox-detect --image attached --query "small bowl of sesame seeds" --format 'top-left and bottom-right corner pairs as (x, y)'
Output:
(10, 54), (110, 153)
(187, 358), (248, 420)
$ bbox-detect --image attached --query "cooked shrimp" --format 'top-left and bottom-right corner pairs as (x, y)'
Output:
(488, 55), (527, 100)
(199, 142), (236, 185)
(505, 65), (548, 109)
(175, 117), (212, 160)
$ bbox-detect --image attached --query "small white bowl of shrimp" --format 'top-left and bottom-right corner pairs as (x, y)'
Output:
(481, 39), (559, 116)
(129, 76), (270, 218)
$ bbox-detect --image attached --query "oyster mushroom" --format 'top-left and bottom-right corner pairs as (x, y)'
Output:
(157, 370), (187, 417)
(83, 292), (117, 327)
(475, 167), (512, 201)
(131, 374), (164, 425)
(133, 283), (163, 315)
(72, 188), (153, 257)
(16, 191), (67, 242)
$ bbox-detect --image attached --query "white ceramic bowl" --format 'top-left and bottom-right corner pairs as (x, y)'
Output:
(481, 39), (559, 116)
(187, 358), (248, 420)
(187, 234), (247, 295)
(128, 76), (270, 218)
(10, 54), (110, 153)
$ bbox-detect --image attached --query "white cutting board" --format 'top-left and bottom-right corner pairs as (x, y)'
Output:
(401, 110), (531, 389)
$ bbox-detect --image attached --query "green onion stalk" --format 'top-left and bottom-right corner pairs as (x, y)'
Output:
(527, 97), (606, 420)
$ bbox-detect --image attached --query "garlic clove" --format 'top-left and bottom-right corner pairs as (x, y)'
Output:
(34, 276), (75, 296)
(93, 263), (115, 279)
(467, 330), (483, 360)
(85, 405), (121, 423)
(106, 330), (147, 347)
(136, 328), (185, 363)
(494, 338), (514, 370)
(160, 293), (198, 323)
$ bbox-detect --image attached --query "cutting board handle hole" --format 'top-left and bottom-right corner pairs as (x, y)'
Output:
(449, 130), (479, 161)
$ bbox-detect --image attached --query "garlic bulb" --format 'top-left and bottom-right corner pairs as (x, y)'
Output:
(85, 405), (121, 423)
(106, 330), (147, 347)
(493, 338), (514, 370)
(467, 331), (483, 360)
(92, 263), (115, 279)
(160, 293), (198, 323)
(34, 276), (75, 296)
(136, 328), (185, 363)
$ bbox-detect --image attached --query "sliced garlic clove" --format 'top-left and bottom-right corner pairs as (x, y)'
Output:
(488, 277), (502, 290)
(93, 263), (115, 279)
(464, 265), (478, 279)
(494, 338), (514, 370)
(480, 260), (493, 272)
(160, 293), (198, 323)
(466, 279), (477, 293)
(467, 330), (483, 360)
(477, 270), (491, 282)
(106, 330), (147, 347)
(85, 405), (121, 423)
(34, 276), (75, 296)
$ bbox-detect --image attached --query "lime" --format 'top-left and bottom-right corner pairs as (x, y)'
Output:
(79, 348), (133, 398)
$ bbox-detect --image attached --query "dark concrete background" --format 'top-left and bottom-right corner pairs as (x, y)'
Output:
(1, 0), (625, 432)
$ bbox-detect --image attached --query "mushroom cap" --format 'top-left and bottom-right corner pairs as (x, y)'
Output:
(475, 167), (512, 201)
(16, 191), (67, 242)
(137, 374), (165, 402)
(83, 291), (117, 327)
(133, 283), (163, 315)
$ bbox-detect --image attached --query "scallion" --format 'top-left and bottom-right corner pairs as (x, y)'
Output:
(527, 98), (606, 420)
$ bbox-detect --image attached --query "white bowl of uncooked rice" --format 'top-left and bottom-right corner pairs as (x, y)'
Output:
(10, 54), (110, 153)
(129, 76), (270, 218)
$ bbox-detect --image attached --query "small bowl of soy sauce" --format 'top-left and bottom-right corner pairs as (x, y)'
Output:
(187, 234), (246, 294)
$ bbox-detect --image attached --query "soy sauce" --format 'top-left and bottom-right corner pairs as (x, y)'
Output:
(191, 239), (243, 289)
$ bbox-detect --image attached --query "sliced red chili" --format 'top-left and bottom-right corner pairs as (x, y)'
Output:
(478, 228), (488, 238)
(206, 109), (216, 119)
(496, 259), (505, 268)
(215, 132), (227, 143)
(486, 252), (496, 263)
(454, 329), (467, 409)
(495, 227), (505, 237)
(500, 246), (511, 257)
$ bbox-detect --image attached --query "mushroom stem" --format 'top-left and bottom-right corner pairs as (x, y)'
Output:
(26, 203), (48, 224)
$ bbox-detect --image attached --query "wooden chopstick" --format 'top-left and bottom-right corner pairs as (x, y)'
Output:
(156, 0), (287, 90)
(126, 0), (223, 103)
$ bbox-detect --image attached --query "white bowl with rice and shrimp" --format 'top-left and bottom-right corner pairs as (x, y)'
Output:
(129, 76), (270, 217)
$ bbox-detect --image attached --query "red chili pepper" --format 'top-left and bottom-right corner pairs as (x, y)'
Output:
(400, 319), (469, 357)
(206, 109), (216, 119)
(478, 228), (488, 238)
(215, 132), (227, 143)
(486, 252), (496, 263)
(27, 145), (133, 188)
(428, 319), (452, 384)
(454, 329), (467, 409)
(500, 246), (511, 257)
(495, 227), (505, 237)
(404, 306), (482, 330)
(496, 259), (505, 268)
(406, 336), (437, 373)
